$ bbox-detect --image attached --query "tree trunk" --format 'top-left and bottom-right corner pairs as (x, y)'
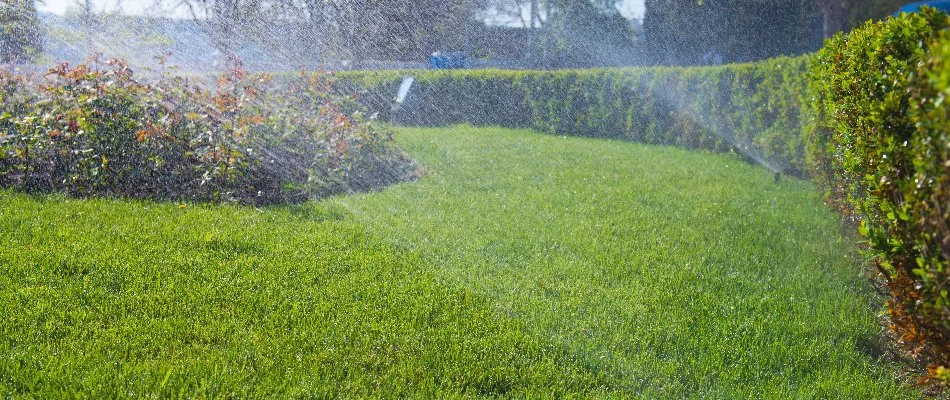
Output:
(527, 0), (537, 63)
(84, 0), (93, 53)
(304, 0), (325, 64)
(541, 0), (551, 67)
(819, 0), (848, 38)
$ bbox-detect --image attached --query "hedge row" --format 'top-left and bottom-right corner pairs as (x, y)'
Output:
(808, 9), (950, 381)
(332, 58), (810, 176)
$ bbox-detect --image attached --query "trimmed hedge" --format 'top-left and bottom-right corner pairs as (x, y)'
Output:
(808, 9), (950, 381)
(332, 59), (811, 176)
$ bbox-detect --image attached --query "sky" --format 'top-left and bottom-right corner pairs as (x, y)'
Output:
(38, 0), (648, 20)
(618, 0), (646, 20)
(38, 0), (191, 18)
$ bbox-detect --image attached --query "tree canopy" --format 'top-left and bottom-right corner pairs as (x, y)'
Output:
(487, 0), (640, 67)
(0, 0), (41, 64)
(182, 0), (640, 66)
(818, 0), (909, 38)
(644, 0), (916, 66)
(644, 0), (820, 65)
(179, 0), (484, 63)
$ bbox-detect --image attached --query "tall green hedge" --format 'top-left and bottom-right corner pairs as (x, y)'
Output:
(808, 9), (950, 380)
(332, 58), (811, 176)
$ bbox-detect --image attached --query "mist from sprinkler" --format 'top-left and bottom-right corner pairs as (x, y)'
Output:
(393, 76), (415, 109)
(646, 78), (785, 184)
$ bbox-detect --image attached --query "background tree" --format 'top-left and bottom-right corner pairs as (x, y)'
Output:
(329, 0), (484, 61)
(644, 0), (820, 65)
(544, 0), (640, 67)
(0, 0), (42, 63)
(485, 0), (640, 67)
(78, 0), (94, 51)
(179, 0), (485, 65)
(817, 0), (907, 38)
(643, 0), (915, 67)
(179, 0), (268, 57)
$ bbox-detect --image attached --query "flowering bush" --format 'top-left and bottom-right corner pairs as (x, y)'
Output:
(0, 58), (416, 205)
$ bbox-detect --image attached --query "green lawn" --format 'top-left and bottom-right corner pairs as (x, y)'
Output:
(0, 126), (917, 398)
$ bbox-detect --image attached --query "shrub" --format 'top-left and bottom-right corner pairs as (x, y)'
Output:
(807, 8), (950, 381)
(909, 28), (950, 384)
(332, 59), (810, 176)
(0, 59), (416, 205)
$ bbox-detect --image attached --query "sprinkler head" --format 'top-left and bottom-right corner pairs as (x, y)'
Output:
(774, 171), (781, 184)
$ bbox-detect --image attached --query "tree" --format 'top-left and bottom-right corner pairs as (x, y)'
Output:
(72, 0), (96, 52)
(644, 0), (820, 65)
(323, 0), (484, 61)
(817, 0), (907, 38)
(0, 0), (42, 63)
(643, 0), (910, 66)
(816, 0), (847, 38)
(486, 0), (640, 67)
(545, 0), (639, 67)
(177, 0), (636, 66)
(179, 0), (267, 57)
(176, 0), (485, 65)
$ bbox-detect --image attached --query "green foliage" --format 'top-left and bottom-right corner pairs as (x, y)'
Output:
(806, 9), (950, 380)
(909, 27), (950, 384)
(832, 0), (911, 37)
(334, 58), (810, 176)
(643, 0), (819, 65)
(532, 0), (641, 68)
(0, 59), (416, 205)
(0, 0), (41, 63)
(266, 0), (483, 62)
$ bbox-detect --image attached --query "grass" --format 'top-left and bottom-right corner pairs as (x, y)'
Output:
(0, 125), (919, 398)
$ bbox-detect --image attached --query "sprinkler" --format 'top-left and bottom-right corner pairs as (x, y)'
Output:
(643, 77), (786, 185)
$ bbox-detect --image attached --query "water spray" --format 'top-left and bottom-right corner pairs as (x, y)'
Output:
(393, 76), (414, 108)
(390, 75), (415, 124)
(645, 77), (785, 184)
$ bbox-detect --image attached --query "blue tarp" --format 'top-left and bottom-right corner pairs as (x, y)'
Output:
(429, 52), (467, 69)
(895, 1), (950, 15)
